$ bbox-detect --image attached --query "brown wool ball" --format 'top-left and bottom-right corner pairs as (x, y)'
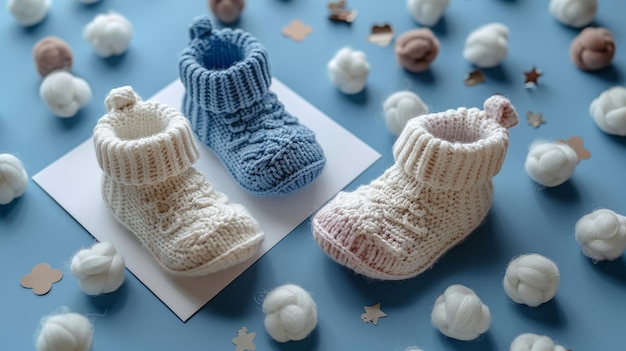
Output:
(33, 36), (73, 77)
(570, 27), (616, 71)
(394, 28), (440, 73)
(209, 0), (246, 24)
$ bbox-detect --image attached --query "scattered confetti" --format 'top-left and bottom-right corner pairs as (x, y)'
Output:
(524, 67), (542, 88)
(281, 20), (313, 42)
(557, 136), (591, 160)
(526, 111), (546, 128)
(20, 263), (63, 295)
(368, 23), (394, 47)
(328, 0), (358, 23)
(361, 302), (387, 325)
(464, 68), (485, 86)
(232, 327), (256, 351)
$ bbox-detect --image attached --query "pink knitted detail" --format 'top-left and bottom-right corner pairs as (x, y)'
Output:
(484, 95), (518, 129)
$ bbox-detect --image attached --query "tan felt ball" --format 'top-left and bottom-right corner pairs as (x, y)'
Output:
(209, 0), (245, 24)
(570, 27), (615, 71)
(33, 36), (73, 77)
(394, 28), (439, 73)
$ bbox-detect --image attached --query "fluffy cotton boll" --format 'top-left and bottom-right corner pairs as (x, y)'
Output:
(328, 47), (370, 95)
(570, 27), (615, 71)
(0, 154), (28, 205)
(524, 141), (578, 187)
(549, 0), (597, 28)
(39, 71), (92, 118)
(406, 0), (450, 27)
(84, 12), (133, 57)
(575, 209), (626, 261)
(589, 86), (626, 136)
(7, 0), (50, 26)
(431, 284), (491, 341)
(36, 311), (93, 351)
(510, 333), (568, 351)
(383, 91), (429, 136)
(33, 36), (74, 77)
(463, 23), (509, 68)
(262, 284), (318, 342)
(71, 241), (126, 295)
(503, 254), (560, 307)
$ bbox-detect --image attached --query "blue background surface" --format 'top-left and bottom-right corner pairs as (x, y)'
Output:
(2, 1), (626, 350)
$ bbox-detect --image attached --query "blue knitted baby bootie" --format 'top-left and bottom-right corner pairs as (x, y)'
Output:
(179, 16), (326, 196)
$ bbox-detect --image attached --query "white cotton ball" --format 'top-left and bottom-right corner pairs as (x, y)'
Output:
(262, 284), (318, 343)
(431, 284), (491, 341)
(463, 23), (509, 68)
(0, 154), (28, 205)
(549, 0), (597, 28)
(83, 12), (133, 57)
(575, 209), (626, 261)
(71, 241), (126, 295)
(524, 140), (578, 187)
(510, 333), (568, 351)
(589, 86), (626, 136)
(7, 0), (50, 26)
(406, 0), (450, 27)
(503, 254), (560, 307)
(328, 47), (370, 95)
(39, 71), (92, 118)
(383, 91), (429, 136)
(36, 311), (93, 351)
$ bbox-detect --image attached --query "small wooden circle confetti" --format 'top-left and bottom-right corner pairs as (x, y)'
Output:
(232, 327), (256, 351)
(361, 302), (387, 325)
(368, 23), (394, 47)
(557, 136), (591, 160)
(20, 263), (63, 295)
(282, 20), (313, 42)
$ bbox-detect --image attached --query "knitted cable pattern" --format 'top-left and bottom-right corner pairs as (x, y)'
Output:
(94, 86), (264, 276)
(313, 95), (518, 280)
(179, 16), (326, 196)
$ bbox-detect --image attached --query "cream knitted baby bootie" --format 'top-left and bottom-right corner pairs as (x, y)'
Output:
(313, 95), (518, 280)
(94, 86), (264, 276)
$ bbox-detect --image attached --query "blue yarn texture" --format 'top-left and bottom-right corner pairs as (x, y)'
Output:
(179, 16), (326, 196)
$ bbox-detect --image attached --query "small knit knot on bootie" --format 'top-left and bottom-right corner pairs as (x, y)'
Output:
(94, 86), (264, 275)
(179, 15), (326, 196)
(313, 95), (518, 280)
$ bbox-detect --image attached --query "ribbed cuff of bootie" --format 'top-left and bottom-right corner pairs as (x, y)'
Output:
(94, 86), (200, 186)
(393, 95), (518, 190)
(179, 15), (272, 114)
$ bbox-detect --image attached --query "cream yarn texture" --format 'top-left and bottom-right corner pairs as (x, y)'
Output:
(383, 91), (429, 136)
(94, 86), (264, 276)
(524, 140), (578, 187)
(0, 154), (28, 205)
(431, 284), (491, 341)
(575, 209), (626, 261)
(406, 0), (449, 27)
(589, 86), (626, 136)
(503, 254), (560, 307)
(7, 0), (50, 26)
(510, 333), (568, 351)
(84, 12), (133, 57)
(71, 241), (125, 296)
(327, 47), (370, 94)
(549, 0), (597, 28)
(463, 23), (509, 68)
(262, 284), (318, 343)
(36, 311), (93, 351)
(39, 70), (92, 118)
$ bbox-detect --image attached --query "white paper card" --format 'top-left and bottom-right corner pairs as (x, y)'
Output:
(33, 78), (381, 321)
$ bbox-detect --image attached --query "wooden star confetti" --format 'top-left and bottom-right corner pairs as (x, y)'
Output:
(361, 302), (387, 325)
(524, 67), (543, 88)
(464, 69), (485, 86)
(368, 23), (394, 47)
(328, 0), (358, 23)
(20, 263), (63, 295)
(232, 327), (256, 351)
(281, 20), (313, 42)
(557, 136), (591, 160)
(526, 111), (546, 128)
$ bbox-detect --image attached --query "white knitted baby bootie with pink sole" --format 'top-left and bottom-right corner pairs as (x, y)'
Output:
(94, 86), (264, 276)
(313, 95), (518, 280)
